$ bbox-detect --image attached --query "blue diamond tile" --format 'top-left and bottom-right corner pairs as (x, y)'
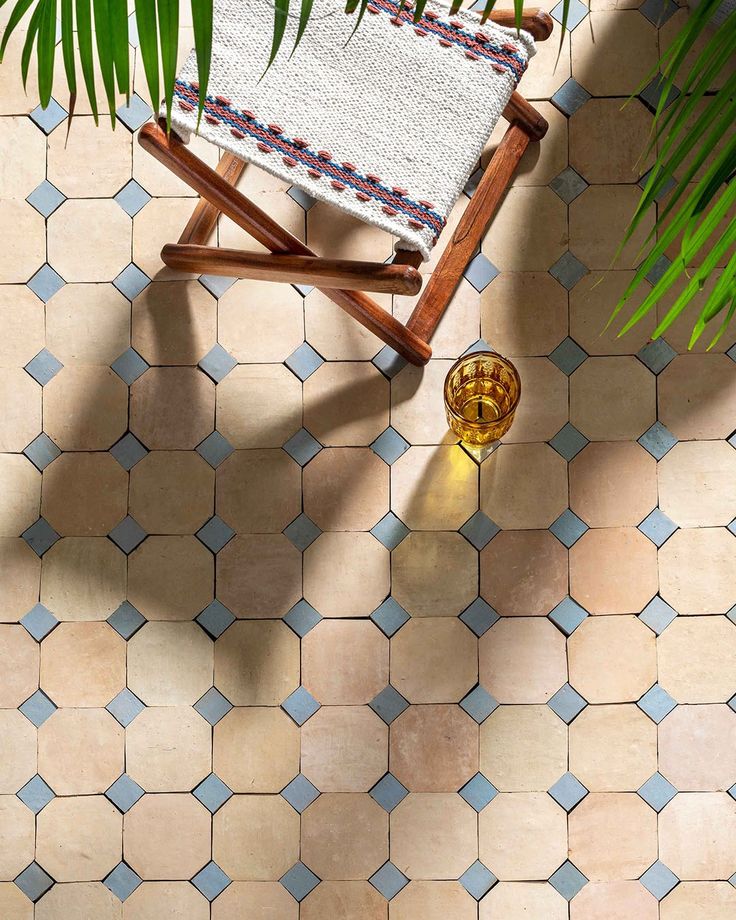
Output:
(638, 772), (677, 812)
(729, 692), (736, 713)
(287, 186), (317, 210)
(369, 861), (409, 900)
(127, 10), (139, 44)
(105, 774), (145, 813)
(369, 685), (409, 724)
(193, 773), (233, 813)
(550, 509), (589, 548)
(639, 0), (678, 25)
(638, 508), (678, 547)
(726, 343), (736, 363)
(113, 179), (151, 216)
(638, 338), (677, 374)
(283, 428), (322, 466)
(194, 687), (233, 725)
(116, 93), (153, 131)
(459, 598), (499, 636)
(549, 772), (588, 812)
(549, 252), (589, 291)
(550, 166), (588, 204)
(21, 604), (58, 641)
(104, 863), (142, 901)
(21, 518), (60, 557)
(548, 684), (588, 723)
(113, 264), (150, 301)
(369, 773), (409, 812)
(638, 684), (677, 723)
(26, 180), (66, 217)
(460, 685), (498, 723)
(283, 600), (322, 637)
(111, 347), (149, 384)
(283, 513), (321, 551)
(460, 511), (500, 550)
(196, 600), (235, 639)
(191, 861), (231, 901)
(640, 76), (680, 113)
(371, 597), (410, 637)
(646, 259), (672, 289)
(728, 518), (736, 537)
(109, 432), (148, 470)
(25, 348), (63, 384)
(370, 512), (409, 550)
(196, 515), (235, 554)
(199, 344), (237, 382)
(459, 772), (498, 811)
(638, 421), (678, 460)
(199, 275), (237, 298)
(728, 782), (736, 802)
(639, 596), (677, 635)
(549, 337), (588, 374)
(280, 862), (320, 902)
(281, 773), (320, 813)
(459, 860), (497, 900)
(30, 98), (67, 133)
(285, 342), (324, 381)
(281, 686), (320, 725)
(551, 78), (591, 117)
(17, 775), (55, 813)
(106, 688), (145, 727)
(464, 253), (499, 292)
(549, 597), (588, 636)
(292, 282), (314, 297)
(371, 426), (410, 465)
(551, 0), (588, 28)
(462, 337), (494, 357)
(372, 345), (407, 380)
(13, 862), (54, 901)
(549, 423), (589, 461)
(23, 433), (61, 471)
(638, 167), (677, 201)
(549, 861), (588, 900)
(109, 516), (147, 554)
(639, 860), (679, 899)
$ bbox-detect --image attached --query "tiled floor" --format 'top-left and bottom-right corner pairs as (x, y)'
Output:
(1, 1), (736, 918)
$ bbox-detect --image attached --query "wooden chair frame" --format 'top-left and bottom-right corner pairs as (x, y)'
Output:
(138, 9), (553, 366)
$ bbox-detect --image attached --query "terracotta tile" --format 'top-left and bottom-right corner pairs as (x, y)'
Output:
(302, 620), (388, 705)
(390, 361), (456, 447)
(37, 796), (122, 882)
(133, 198), (199, 280)
(35, 883), (121, 920)
(392, 881), (476, 920)
(48, 199), (131, 282)
(130, 451), (214, 533)
(484, 102), (567, 186)
(482, 187), (568, 271)
(481, 530), (567, 618)
(394, 280), (481, 359)
(305, 290), (384, 361)
(217, 365), (301, 449)
(38, 708), (124, 794)
(481, 273), (567, 358)
(659, 528), (736, 615)
(570, 271), (654, 356)
(570, 529), (658, 615)
(214, 707), (299, 793)
(308, 201), (392, 262)
(479, 793), (567, 880)
(132, 134), (218, 198)
(47, 116), (131, 197)
(304, 532), (389, 618)
(301, 706), (387, 792)
(0, 201), (45, 282)
(659, 793), (736, 880)
(480, 705), (567, 792)
(302, 882), (384, 920)
(212, 881), (298, 920)
(568, 616), (656, 703)
(214, 621), (299, 706)
(391, 618), (477, 704)
(390, 705), (477, 792)
(479, 618), (567, 704)
(659, 705), (736, 792)
(41, 622), (126, 707)
(122, 882), (209, 920)
(303, 448), (389, 531)
(127, 536), (213, 622)
(217, 450), (301, 533)
(0, 625), (39, 706)
(0, 795), (34, 879)
(128, 622), (213, 706)
(568, 793), (657, 881)
(659, 355), (736, 440)
(0, 539), (41, 623)
(659, 442), (736, 528)
(41, 537), (126, 621)
(0, 455), (40, 537)
(218, 280), (305, 364)
(0, 286), (44, 367)
(0, 710), (36, 793)
(213, 795), (299, 880)
(132, 281), (217, 366)
(126, 706), (212, 792)
(571, 11), (658, 96)
(480, 443), (567, 530)
(570, 357), (655, 441)
(42, 452), (128, 536)
(0, 116), (46, 199)
(500, 358), (568, 444)
(570, 704), (656, 792)
(391, 446), (478, 531)
(392, 531), (477, 618)
(658, 617), (736, 703)
(217, 534), (301, 618)
(570, 881), (658, 920)
(0, 369), (40, 452)
(130, 367), (215, 450)
(570, 98), (653, 183)
(391, 794), (476, 879)
(480, 883), (568, 920)
(303, 362), (389, 447)
(570, 442), (657, 528)
(660, 882), (736, 920)
(125, 794), (210, 880)
(569, 186), (653, 270)
(301, 793), (388, 880)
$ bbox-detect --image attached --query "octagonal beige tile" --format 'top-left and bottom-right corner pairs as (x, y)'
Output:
(570, 442), (657, 528)
(35, 882), (121, 920)
(0, 710), (36, 794)
(127, 536), (213, 621)
(480, 705), (567, 792)
(304, 532), (389, 618)
(0, 455), (40, 538)
(217, 534), (301, 618)
(481, 443), (567, 529)
(568, 616), (656, 704)
(302, 620), (388, 705)
(570, 270), (654, 356)
(0, 625), (39, 707)
(126, 706), (212, 792)
(392, 531), (477, 618)
(500, 358), (568, 444)
(479, 793), (567, 880)
(0, 369), (40, 452)
(124, 794), (210, 880)
(41, 452), (128, 537)
(658, 441), (736, 528)
(658, 617), (736, 703)
(570, 357), (656, 441)
(301, 706), (387, 792)
(481, 530), (568, 617)
(659, 355), (736, 440)
(0, 796), (34, 879)
(305, 289), (384, 361)
(0, 116), (46, 199)
(213, 795), (299, 881)
(0, 539), (41, 623)
(659, 793), (736, 880)
(570, 98), (653, 183)
(392, 881), (476, 920)
(569, 704), (656, 792)
(0, 201), (45, 283)
(302, 793), (387, 880)
(122, 882), (209, 920)
(659, 528), (736, 615)
(391, 618), (477, 703)
(41, 538), (126, 622)
(571, 11), (658, 96)
(308, 201), (393, 262)
(484, 102), (568, 186)
(45, 283), (130, 367)
(660, 882), (736, 920)
(38, 708), (124, 794)
(392, 446), (478, 531)
(214, 621), (299, 706)
(570, 881), (658, 920)
(128, 622), (213, 706)
(394, 279), (481, 358)
(569, 185), (653, 270)
(47, 116), (131, 197)
(304, 362), (389, 447)
(390, 705), (477, 793)
(132, 280), (217, 366)
(212, 882), (298, 920)
(48, 199), (131, 282)
(479, 618), (567, 704)
(41, 622), (126, 707)
(130, 367), (215, 450)
(482, 187), (568, 271)
(303, 448), (389, 531)
(391, 794), (476, 880)
(37, 796), (122, 882)
(481, 272), (568, 357)
(132, 198), (198, 280)
(0, 285), (44, 367)
(659, 705), (736, 792)
(217, 364), (301, 448)
(390, 361), (456, 447)
(214, 707), (299, 793)
(218, 279), (304, 363)
(570, 528), (658, 615)
(569, 793), (657, 881)
(217, 450), (301, 533)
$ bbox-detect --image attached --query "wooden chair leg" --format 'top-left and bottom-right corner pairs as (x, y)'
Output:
(179, 153), (246, 245)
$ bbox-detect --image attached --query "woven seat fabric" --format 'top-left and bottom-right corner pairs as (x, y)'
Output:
(168, 0), (535, 260)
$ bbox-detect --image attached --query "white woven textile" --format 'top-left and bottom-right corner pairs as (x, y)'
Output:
(168, 0), (535, 260)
